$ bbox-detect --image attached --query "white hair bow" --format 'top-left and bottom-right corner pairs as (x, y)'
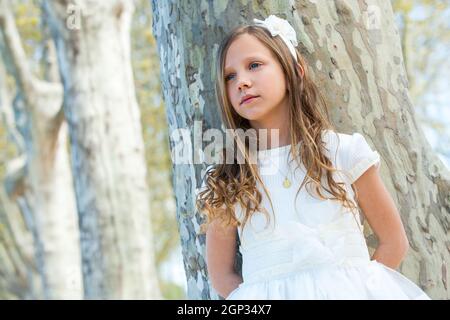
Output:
(253, 15), (298, 62)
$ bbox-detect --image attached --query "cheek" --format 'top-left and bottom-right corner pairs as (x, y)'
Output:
(226, 87), (237, 107)
(259, 69), (281, 93)
(264, 76), (286, 100)
(265, 66), (286, 90)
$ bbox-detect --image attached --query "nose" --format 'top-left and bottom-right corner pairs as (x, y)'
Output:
(237, 74), (252, 91)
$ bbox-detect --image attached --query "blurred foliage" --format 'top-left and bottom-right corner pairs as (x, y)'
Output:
(0, 89), (17, 179)
(392, 0), (450, 163)
(0, 1), (36, 181)
(0, 115), (16, 180)
(392, 0), (450, 108)
(13, 0), (43, 77)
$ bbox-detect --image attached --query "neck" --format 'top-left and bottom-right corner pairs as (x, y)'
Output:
(253, 124), (291, 150)
(250, 99), (291, 150)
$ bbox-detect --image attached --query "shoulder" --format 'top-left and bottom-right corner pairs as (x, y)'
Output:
(320, 129), (352, 161)
(322, 129), (381, 184)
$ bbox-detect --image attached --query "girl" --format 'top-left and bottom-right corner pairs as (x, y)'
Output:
(195, 15), (431, 300)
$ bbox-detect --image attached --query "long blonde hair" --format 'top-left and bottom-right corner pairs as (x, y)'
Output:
(196, 23), (359, 236)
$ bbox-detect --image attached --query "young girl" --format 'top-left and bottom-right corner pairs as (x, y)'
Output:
(196, 15), (431, 300)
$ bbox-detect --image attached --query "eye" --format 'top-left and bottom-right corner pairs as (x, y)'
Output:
(224, 62), (262, 82)
(249, 62), (261, 70)
(225, 73), (235, 82)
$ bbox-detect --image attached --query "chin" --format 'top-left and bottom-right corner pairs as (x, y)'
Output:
(237, 111), (261, 122)
(237, 107), (265, 120)
(244, 108), (271, 121)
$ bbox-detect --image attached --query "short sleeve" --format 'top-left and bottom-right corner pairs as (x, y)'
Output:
(343, 132), (381, 184)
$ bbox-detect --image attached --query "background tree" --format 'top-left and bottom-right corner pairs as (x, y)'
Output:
(0, 53), (36, 299)
(1, 0), (184, 299)
(132, 0), (184, 299)
(0, 0), (82, 299)
(151, 0), (449, 299)
(44, 0), (161, 299)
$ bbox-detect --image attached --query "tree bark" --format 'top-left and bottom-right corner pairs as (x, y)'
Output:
(44, 0), (161, 299)
(0, 0), (82, 299)
(0, 58), (35, 299)
(151, 0), (449, 299)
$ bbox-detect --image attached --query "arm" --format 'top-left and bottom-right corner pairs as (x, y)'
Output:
(206, 216), (243, 298)
(353, 165), (410, 269)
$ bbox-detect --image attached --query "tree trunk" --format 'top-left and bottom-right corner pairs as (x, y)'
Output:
(44, 0), (161, 299)
(151, 0), (449, 299)
(0, 59), (36, 299)
(0, 0), (82, 299)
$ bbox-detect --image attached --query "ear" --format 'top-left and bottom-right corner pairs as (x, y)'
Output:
(296, 62), (305, 78)
(286, 63), (305, 93)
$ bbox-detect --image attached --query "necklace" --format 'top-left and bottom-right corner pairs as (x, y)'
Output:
(282, 175), (292, 188)
(258, 149), (293, 188)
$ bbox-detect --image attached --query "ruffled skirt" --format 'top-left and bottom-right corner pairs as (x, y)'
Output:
(226, 260), (431, 300)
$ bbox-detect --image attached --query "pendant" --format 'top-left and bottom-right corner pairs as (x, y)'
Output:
(283, 177), (292, 188)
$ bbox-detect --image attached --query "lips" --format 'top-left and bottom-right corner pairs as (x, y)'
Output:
(240, 95), (259, 105)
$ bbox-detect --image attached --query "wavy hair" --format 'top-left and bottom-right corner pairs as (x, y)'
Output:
(196, 23), (360, 236)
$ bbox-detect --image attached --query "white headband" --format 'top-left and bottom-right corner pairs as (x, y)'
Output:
(253, 15), (298, 62)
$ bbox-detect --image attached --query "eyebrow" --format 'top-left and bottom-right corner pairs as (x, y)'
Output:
(224, 56), (265, 73)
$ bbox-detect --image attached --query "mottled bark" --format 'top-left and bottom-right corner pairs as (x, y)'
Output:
(152, 0), (449, 299)
(44, 0), (161, 299)
(0, 0), (82, 299)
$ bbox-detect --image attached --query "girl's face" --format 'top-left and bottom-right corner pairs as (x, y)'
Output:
(224, 33), (290, 128)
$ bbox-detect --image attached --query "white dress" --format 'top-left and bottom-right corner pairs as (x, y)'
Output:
(200, 130), (431, 300)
